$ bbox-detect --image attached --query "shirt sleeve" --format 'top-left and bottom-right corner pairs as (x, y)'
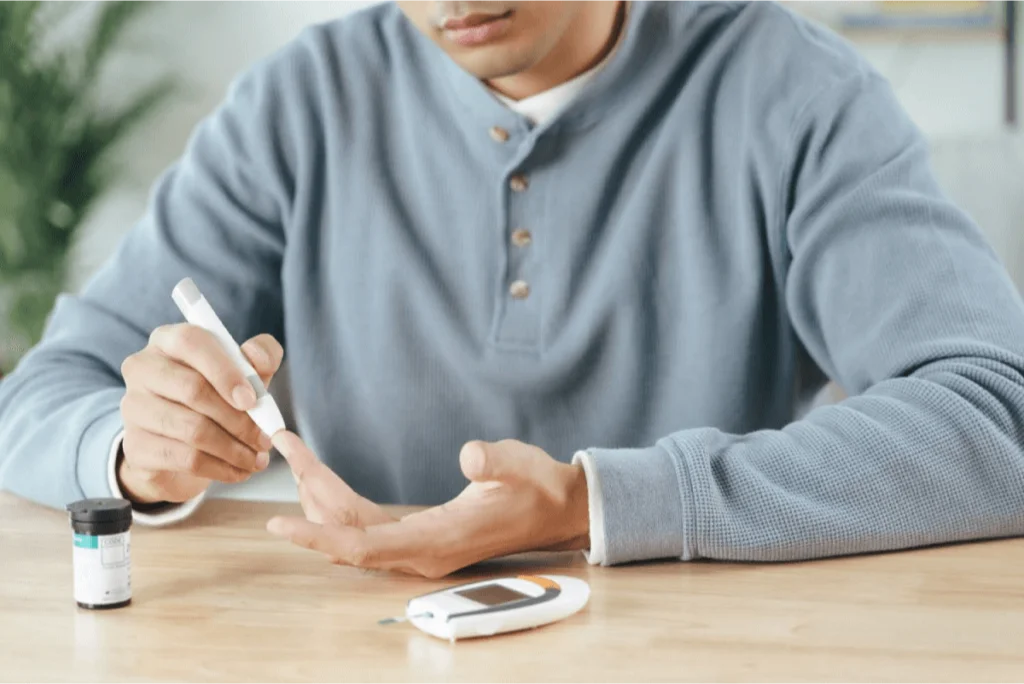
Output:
(584, 72), (1024, 565)
(0, 44), (302, 509)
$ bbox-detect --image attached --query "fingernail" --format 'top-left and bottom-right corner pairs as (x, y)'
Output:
(266, 517), (284, 535)
(258, 433), (273, 451)
(257, 451), (271, 469)
(232, 384), (257, 410)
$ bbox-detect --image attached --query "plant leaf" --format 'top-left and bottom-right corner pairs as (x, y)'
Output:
(80, 1), (153, 88)
(0, 1), (180, 360)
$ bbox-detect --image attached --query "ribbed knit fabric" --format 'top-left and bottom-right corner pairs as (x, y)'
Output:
(3, 2), (1024, 564)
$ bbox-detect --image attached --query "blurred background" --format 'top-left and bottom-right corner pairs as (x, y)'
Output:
(0, 0), (1022, 373)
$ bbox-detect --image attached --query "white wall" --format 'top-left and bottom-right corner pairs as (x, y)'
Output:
(70, 1), (1024, 289)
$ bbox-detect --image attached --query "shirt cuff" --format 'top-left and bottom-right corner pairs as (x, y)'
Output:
(576, 443), (695, 565)
(572, 450), (608, 565)
(106, 430), (206, 526)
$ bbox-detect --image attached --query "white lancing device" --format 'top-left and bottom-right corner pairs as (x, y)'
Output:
(171, 277), (286, 437)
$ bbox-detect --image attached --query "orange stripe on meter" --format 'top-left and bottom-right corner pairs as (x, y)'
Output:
(518, 575), (560, 590)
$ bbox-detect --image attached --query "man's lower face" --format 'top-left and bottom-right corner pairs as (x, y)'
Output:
(397, 1), (574, 81)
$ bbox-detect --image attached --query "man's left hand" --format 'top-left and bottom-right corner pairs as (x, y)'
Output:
(267, 431), (591, 578)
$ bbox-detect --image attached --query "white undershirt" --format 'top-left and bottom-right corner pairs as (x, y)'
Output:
(489, 15), (622, 126)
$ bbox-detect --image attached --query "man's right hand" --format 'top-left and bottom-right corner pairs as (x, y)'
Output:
(117, 324), (284, 504)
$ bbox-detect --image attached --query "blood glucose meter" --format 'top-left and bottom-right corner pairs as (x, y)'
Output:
(381, 574), (590, 641)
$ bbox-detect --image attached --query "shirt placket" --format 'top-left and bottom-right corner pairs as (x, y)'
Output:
(486, 121), (544, 352)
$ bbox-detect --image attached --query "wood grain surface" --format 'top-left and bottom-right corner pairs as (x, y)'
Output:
(3, 492), (1024, 682)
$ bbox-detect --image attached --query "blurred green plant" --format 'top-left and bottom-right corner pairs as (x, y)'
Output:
(0, 1), (176, 373)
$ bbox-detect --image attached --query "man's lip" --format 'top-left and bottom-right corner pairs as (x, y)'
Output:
(442, 10), (513, 30)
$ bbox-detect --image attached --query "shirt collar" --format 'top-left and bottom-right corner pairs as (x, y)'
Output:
(490, 3), (628, 127)
(420, 0), (672, 135)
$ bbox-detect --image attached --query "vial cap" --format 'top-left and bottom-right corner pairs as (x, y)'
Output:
(66, 498), (133, 524)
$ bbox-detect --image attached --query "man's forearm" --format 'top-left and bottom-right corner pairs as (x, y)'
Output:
(585, 352), (1024, 565)
(574, 446), (688, 565)
(0, 332), (127, 507)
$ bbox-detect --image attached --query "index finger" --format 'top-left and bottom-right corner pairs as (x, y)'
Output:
(150, 323), (257, 411)
(271, 430), (322, 482)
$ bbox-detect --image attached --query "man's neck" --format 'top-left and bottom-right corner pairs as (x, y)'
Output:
(487, 2), (626, 101)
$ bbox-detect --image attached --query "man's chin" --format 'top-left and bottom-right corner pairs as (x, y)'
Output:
(444, 48), (537, 82)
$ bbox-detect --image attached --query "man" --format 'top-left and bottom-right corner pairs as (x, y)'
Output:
(2, 0), (1024, 578)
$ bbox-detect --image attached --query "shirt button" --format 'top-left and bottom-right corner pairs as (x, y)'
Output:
(511, 229), (532, 247)
(509, 174), (529, 192)
(509, 280), (530, 299)
(489, 126), (510, 143)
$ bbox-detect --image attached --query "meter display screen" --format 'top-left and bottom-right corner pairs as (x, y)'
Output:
(455, 584), (531, 607)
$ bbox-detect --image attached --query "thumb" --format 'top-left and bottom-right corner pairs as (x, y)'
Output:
(460, 439), (546, 483)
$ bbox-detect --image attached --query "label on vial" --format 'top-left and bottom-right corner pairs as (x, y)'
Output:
(72, 531), (131, 605)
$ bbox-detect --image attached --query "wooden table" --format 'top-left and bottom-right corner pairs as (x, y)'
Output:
(3, 493), (1024, 682)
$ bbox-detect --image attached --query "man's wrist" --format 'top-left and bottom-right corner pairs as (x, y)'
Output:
(114, 441), (173, 510)
(572, 450), (608, 564)
(562, 462), (591, 551)
(107, 430), (208, 525)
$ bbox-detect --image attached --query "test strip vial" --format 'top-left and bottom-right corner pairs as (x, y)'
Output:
(66, 498), (133, 609)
